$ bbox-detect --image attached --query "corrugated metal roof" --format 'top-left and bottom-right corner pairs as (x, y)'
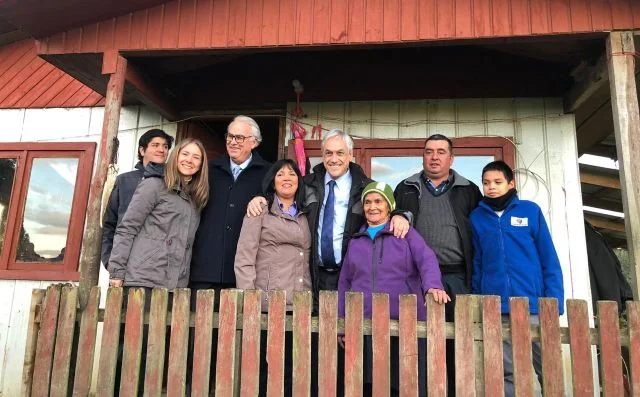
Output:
(0, 40), (104, 109)
(38, 0), (640, 54)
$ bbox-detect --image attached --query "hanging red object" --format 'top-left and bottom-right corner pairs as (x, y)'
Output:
(291, 120), (308, 176)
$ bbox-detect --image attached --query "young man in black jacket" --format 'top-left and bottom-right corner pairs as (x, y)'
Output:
(101, 128), (174, 267)
(395, 134), (482, 396)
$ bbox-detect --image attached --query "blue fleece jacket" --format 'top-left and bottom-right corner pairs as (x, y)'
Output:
(470, 196), (564, 315)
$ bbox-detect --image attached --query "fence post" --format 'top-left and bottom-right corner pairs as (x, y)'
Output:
(21, 289), (46, 397)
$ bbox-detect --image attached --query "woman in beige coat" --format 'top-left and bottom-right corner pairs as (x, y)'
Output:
(235, 159), (310, 397)
(235, 159), (311, 311)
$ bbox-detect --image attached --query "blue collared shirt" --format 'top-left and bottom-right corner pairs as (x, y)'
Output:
(423, 170), (454, 196)
(230, 154), (253, 179)
(317, 169), (352, 266)
(276, 196), (298, 217)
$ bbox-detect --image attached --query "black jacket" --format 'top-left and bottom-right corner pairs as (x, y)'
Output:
(303, 162), (372, 293)
(585, 220), (633, 310)
(101, 162), (145, 267)
(190, 152), (271, 284)
(394, 170), (482, 287)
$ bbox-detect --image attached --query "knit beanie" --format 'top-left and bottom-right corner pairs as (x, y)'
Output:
(361, 181), (396, 211)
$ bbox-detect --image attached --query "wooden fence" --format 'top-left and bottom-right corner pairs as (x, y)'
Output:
(20, 285), (640, 396)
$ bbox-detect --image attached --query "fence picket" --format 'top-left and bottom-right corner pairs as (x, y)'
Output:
(21, 289), (46, 397)
(31, 285), (62, 397)
(597, 301), (624, 397)
(267, 290), (286, 397)
(344, 291), (363, 397)
(119, 288), (146, 396)
(293, 291), (312, 397)
(167, 289), (191, 396)
(481, 296), (503, 396)
(399, 294), (418, 397)
(567, 299), (594, 396)
(50, 286), (79, 397)
(372, 293), (390, 397)
(215, 289), (241, 397)
(192, 289), (215, 397)
(318, 291), (338, 397)
(240, 289), (261, 396)
(538, 298), (564, 397)
(455, 295), (475, 397)
(426, 297), (446, 397)
(627, 301), (640, 396)
(71, 287), (100, 397)
(143, 288), (168, 397)
(96, 287), (124, 397)
(509, 297), (534, 397)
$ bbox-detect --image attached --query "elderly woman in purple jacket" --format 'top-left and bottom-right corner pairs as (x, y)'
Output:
(338, 181), (449, 396)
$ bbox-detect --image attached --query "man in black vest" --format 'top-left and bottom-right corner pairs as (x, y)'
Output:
(395, 134), (482, 396)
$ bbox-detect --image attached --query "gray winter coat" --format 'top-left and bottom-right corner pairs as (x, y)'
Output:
(108, 164), (201, 290)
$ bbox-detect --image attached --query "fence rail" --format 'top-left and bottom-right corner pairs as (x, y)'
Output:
(21, 285), (640, 396)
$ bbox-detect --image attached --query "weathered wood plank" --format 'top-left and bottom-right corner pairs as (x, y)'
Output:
(607, 31), (640, 301)
(293, 291), (312, 397)
(372, 293), (390, 397)
(96, 287), (124, 397)
(455, 295), (475, 397)
(166, 289), (191, 396)
(143, 288), (168, 397)
(267, 290), (286, 397)
(344, 291), (363, 397)
(481, 296), (503, 397)
(50, 286), (79, 397)
(192, 289), (215, 397)
(21, 289), (46, 397)
(31, 285), (62, 397)
(509, 298), (534, 397)
(567, 299), (594, 395)
(426, 296), (446, 397)
(239, 289), (261, 396)
(71, 286), (101, 397)
(119, 288), (146, 396)
(399, 294), (418, 397)
(318, 291), (338, 397)
(538, 298), (564, 397)
(627, 301), (640, 396)
(215, 289), (241, 397)
(597, 301), (624, 397)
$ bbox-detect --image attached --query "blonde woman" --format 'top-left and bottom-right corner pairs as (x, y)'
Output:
(108, 138), (209, 292)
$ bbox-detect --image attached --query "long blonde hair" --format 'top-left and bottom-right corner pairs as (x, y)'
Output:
(164, 138), (209, 210)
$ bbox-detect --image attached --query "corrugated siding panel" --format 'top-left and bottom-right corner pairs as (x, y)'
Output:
(0, 40), (104, 109)
(33, 0), (640, 54)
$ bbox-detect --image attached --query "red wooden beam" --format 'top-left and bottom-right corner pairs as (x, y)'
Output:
(77, 54), (127, 309)
(125, 62), (180, 121)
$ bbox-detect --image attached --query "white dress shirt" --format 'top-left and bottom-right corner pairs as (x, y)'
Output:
(317, 169), (352, 266)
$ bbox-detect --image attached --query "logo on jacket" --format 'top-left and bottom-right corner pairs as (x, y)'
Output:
(511, 217), (528, 227)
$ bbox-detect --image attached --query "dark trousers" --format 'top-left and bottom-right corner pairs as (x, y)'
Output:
(441, 273), (470, 397)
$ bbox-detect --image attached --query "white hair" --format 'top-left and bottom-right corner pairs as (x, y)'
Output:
(229, 115), (262, 144)
(321, 129), (353, 153)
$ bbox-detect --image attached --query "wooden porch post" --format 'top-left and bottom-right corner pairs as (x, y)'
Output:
(78, 53), (127, 308)
(606, 32), (640, 300)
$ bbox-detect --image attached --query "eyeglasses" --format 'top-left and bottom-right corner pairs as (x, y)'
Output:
(225, 133), (254, 143)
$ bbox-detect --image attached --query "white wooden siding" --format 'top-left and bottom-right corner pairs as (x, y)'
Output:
(0, 105), (176, 396)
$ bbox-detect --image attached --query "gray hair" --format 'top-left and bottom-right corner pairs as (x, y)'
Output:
(229, 115), (262, 144)
(321, 129), (354, 153)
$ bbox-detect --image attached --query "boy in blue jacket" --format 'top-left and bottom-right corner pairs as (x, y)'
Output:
(470, 160), (564, 396)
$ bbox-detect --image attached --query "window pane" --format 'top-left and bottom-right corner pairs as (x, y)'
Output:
(17, 158), (78, 263)
(0, 158), (17, 257)
(371, 155), (495, 189)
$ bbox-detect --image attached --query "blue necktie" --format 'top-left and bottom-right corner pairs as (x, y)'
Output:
(232, 166), (242, 181)
(321, 180), (336, 267)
